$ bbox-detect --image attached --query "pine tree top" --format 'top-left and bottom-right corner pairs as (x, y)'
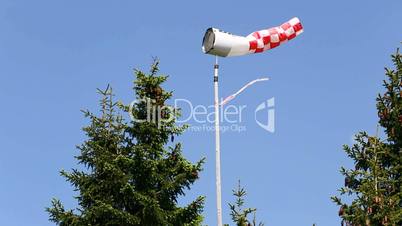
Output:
(47, 60), (205, 226)
(332, 49), (402, 226)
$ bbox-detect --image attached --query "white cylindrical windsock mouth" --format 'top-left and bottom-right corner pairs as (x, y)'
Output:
(202, 28), (250, 57)
(202, 28), (215, 54)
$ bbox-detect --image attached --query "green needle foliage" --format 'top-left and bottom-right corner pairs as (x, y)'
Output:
(47, 60), (205, 226)
(332, 49), (402, 225)
(225, 181), (264, 226)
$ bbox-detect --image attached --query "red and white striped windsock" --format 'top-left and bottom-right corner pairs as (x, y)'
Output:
(202, 17), (303, 57)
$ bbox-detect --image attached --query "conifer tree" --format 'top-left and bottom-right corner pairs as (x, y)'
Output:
(47, 60), (205, 226)
(224, 181), (264, 226)
(332, 49), (402, 225)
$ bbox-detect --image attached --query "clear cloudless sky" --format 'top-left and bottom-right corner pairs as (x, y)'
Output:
(0, 0), (401, 225)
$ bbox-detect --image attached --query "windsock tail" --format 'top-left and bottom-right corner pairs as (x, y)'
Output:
(248, 17), (303, 54)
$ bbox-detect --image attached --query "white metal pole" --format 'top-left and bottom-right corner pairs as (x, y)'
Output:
(213, 56), (223, 226)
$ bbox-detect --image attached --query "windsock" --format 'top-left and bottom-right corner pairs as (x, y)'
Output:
(202, 17), (303, 57)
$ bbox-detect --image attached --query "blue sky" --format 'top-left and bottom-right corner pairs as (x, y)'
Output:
(0, 0), (401, 225)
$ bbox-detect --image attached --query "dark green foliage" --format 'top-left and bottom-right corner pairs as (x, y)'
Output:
(332, 49), (402, 225)
(225, 181), (264, 226)
(47, 60), (205, 226)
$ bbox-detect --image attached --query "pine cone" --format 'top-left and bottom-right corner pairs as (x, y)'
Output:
(338, 206), (344, 216)
(345, 177), (351, 187)
(374, 196), (381, 204)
